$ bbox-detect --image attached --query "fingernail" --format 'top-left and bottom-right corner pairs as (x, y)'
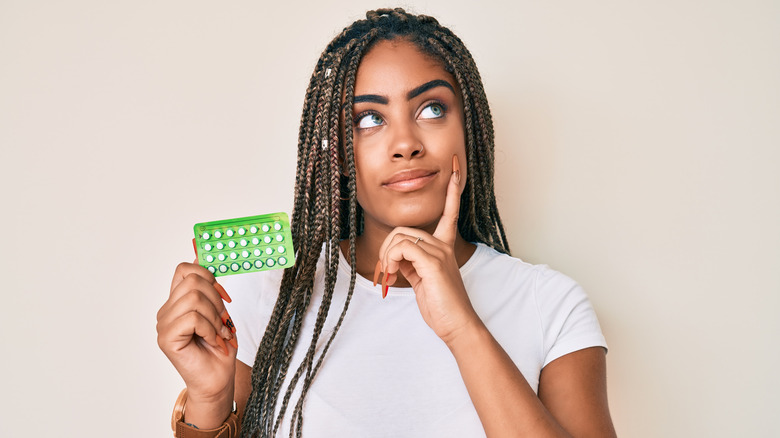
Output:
(220, 325), (233, 340)
(214, 282), (232, 303)
(228, 335), (238, 350)
(221, 310), (236, 334)
(192, 238), (199, 257)
(373, 261), (381, 287)
(216, 336), (229, 356)
(382, 273), (389, 299)
(452, 155), (461, 183)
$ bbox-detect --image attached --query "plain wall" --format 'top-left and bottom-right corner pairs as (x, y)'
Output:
(1, 0), (778, 436)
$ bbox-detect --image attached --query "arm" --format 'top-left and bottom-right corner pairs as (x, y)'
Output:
(378, 158), (616, 437)
(234, 360), (253, 422)
(447, 320), (616, 437)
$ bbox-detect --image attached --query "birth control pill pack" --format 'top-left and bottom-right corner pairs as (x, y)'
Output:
(193, 212), (295, 277)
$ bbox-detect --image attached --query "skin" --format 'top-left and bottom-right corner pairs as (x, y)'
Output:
(156, 38), (617, 436)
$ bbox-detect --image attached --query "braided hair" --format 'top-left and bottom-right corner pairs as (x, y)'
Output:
(241, 8), (510, 437)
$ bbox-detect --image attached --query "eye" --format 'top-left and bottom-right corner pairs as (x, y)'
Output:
(356, 113), (384, 129)
(419, 103), (446, 119)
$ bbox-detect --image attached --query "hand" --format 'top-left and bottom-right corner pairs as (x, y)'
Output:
(156, 262), (237, 407)
(376, 155), (480, 344)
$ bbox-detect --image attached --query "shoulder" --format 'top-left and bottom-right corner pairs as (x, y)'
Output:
(465, 243), (577, 294)
(465, 244), (601, 339)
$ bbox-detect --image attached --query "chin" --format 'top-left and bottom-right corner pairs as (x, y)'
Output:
(359, 191), (446, 230)
(390, 206), (444, 229)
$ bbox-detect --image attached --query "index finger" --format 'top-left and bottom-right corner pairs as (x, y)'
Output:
(170, 261), (232, 303)
(433, 154), (462, 245)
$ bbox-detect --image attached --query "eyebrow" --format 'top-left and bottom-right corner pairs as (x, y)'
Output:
(407, 79), (455, 100)
(352, 79), (456, 105)
(353, 94), (388, 104)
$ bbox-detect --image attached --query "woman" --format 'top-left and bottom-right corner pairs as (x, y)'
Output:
(157, 8), (616, 437)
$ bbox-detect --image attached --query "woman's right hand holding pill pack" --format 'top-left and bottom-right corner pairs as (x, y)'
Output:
(156, 262), (238, 429)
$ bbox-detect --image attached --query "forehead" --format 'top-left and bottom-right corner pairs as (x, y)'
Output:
(354, 39), (455, 94)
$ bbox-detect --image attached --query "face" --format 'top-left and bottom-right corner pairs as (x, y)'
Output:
(350, 38), (466, 233)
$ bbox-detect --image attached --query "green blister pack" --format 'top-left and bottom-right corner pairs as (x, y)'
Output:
(193, 212), (295, 277)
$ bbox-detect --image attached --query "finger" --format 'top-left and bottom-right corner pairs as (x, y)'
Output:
(433, 154), (462, 245)
(171, 262), (232, 303)
(186, 311), (230, 356)
(159, 288), (224, 332)
(175, 276), (236, 336)
(163, 309), (231, 356)
(378, 231), (437, 276)
(383, 237), (444, 272)
(160, 273), (224, 320)
(377, 228), (430, 266)
(159, 287), (236, 343)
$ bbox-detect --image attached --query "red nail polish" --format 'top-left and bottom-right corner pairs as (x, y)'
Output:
(221, 310), (236, 333)
(382, 273), (389, 298)
(214, 282), (232, 303)
(452, 155), (461, 183)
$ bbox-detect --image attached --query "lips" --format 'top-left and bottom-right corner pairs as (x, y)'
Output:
(382, 168), (438, 192)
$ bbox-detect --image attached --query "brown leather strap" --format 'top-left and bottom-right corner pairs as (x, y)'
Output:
(175, 412), (239, 438)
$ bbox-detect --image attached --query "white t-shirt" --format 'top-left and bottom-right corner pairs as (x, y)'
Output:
(223, 243), (607, 437)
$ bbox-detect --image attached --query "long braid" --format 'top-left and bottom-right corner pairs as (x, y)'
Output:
(286, 35), (376, 437)
(241, 8), (509, 437)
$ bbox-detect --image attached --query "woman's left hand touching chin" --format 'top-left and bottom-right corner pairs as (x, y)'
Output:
(374, 157), (617, 437)
(374, 155), (481, 345)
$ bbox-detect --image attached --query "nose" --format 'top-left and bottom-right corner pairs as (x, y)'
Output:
(389, 122), (424, 160)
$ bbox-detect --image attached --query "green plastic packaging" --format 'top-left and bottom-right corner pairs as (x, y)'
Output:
(193, 212), (295, 277)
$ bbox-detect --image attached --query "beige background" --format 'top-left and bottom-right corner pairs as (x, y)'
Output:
(2, 0), (778, 436)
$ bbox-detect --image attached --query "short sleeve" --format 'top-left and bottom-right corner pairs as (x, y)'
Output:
(534, 266), (607, 367)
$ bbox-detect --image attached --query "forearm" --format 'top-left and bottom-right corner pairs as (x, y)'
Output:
(446, 321), (571, 438)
